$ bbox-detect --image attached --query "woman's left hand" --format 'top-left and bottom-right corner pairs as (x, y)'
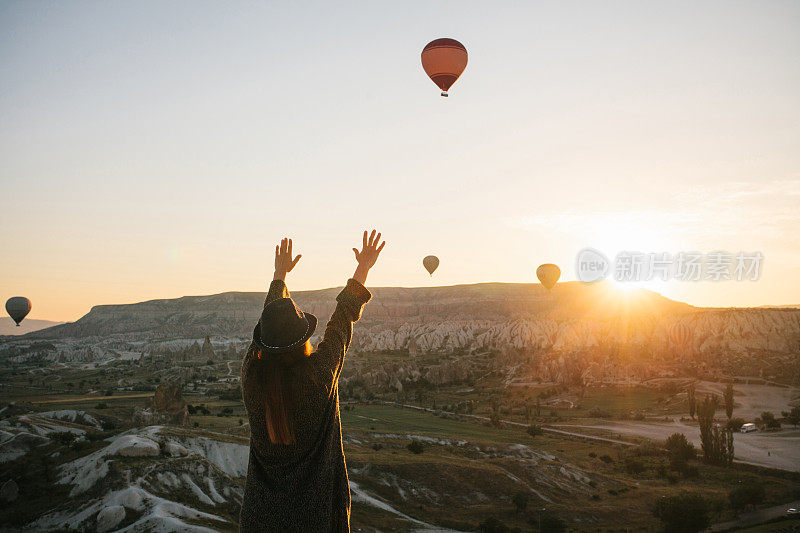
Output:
(274, 238), (301, 280)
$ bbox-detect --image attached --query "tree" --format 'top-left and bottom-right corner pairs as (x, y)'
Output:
(782, 406), (800, 428)
(512, 491), (529, 512)
(687, 383), (696, 419)
(758, 411), (781, 430)
(527, 424), (542, 437)
(52, 431), (76, 445)
(729, 482), (765, 512)
(625, 457), (645, 475)
(709, 495), (727, 520)
(489, 401), (501, 427)
(406, 441), (424, 454)
(665, 433), (695, 462)
(652, 492), (711, 533)
(698, 395), (734, 466)
(724, 381), (734, 420)
(726, 417), (745, 432)
(539, 513), (566, 533)
(478, 517), (509, 533)
(697, 394), (716, 452)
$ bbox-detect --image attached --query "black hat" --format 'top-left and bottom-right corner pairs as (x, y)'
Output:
(253, 298), (317, 354)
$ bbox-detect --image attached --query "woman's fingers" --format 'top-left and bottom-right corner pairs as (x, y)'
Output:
(275, 245), (279, 258)
(288, 238), (292, 257)
(377, 241), (386, 254)
(369, 229), (376, 246)
(291, 254), (302, 268)
(362, 231), (368, 249)
(374, 233), (381, 248)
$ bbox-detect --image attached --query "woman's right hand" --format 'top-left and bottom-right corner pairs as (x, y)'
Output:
(274, 237), (301, 281)
(352, 230), (385, 284)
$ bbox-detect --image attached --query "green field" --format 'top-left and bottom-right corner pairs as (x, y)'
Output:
(343, 404), (556, 445)
(3, 355), (799, 531)
(338, 405), (800, 531)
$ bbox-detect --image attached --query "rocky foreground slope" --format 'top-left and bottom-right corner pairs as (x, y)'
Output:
(0, 409), (597, 532)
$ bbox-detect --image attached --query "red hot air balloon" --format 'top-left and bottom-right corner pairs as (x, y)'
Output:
(421, 38), (468, 97)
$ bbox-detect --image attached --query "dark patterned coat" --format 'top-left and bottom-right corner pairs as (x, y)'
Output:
(239, 278), (371, 532)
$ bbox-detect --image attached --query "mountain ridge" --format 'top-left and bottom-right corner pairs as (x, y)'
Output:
(22, 281), (696, 340)
(0, 317), (65, 336)
(6, 282), (799, 382)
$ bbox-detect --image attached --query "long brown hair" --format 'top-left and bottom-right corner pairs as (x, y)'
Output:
(247, 342), (312, 445)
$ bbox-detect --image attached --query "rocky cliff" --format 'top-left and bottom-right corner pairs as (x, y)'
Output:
(27, 282), (687, 337)
(21, 282), (800, 371)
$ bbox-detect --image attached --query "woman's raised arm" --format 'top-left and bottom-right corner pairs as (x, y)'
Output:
(314, 230), (385, 385)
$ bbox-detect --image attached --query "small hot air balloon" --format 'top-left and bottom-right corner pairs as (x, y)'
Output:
(423, 255), (440, 276)
(421, 38), (468, 97)
(669, 323), (692, 348)
(6, 297), (31, 326)
(668, 322), (693, 360)
(536, 264), (561, 290)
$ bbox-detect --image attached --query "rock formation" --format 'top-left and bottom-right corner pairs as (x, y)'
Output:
(14, 282), (800, 382)
(144, 382), (189, 426)
(0, 479), (18, 503)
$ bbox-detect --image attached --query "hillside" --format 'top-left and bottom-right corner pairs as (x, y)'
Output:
(24, 281), (689, 340)
(0, 318), (64, 336)
(18, 282), (800, 375)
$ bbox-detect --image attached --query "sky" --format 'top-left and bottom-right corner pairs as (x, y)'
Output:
(1, 1), (799, 321)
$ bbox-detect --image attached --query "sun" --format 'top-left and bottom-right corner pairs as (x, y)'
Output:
(582, 213), (683, 298)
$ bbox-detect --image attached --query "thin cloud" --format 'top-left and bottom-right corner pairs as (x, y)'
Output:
(507, 179), (800, 247)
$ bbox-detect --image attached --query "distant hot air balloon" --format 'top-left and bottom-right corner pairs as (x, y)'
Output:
(421, 38), (468, 97)
(669, 322), (692, 349)
(5, 297), (31, 326)
(668, 322), (694, 361)
(423, 255), (440, 276)
(536, 264), (561, 290)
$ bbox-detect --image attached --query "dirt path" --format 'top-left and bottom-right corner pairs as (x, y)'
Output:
(375, 401), (800, 472)
(709, 499), (800, 531)
(696, 382), (799, 421)
(539, 426), (633, 446)
(30, 393), (153, 404)
(553, 420), (800, 472)
(381, 402), (635, 447)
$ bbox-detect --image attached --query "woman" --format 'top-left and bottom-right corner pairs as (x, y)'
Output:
(240, 230), (386, 532)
